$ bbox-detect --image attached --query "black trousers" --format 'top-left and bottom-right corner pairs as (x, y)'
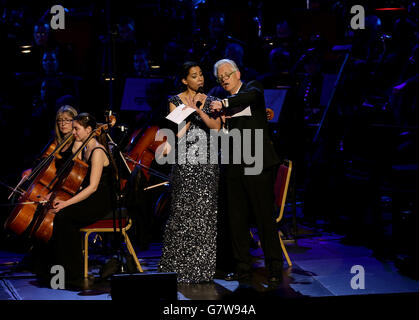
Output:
(226, 166), (283, 275)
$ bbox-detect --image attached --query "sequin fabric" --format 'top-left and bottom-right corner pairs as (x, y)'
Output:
(158, 95), (219, 283)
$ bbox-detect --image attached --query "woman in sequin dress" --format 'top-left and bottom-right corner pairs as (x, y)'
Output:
(158, 61), (221, 283)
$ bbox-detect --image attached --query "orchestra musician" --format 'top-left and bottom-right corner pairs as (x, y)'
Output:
(21, 105), (80, 179)
(34, 113), (118, 289)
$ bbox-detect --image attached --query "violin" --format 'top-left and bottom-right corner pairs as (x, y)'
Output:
(4, 133), (75, 236)
(31, 115), (116, 242)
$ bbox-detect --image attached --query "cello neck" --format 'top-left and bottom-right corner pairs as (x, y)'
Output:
(28, 134), (74, 181)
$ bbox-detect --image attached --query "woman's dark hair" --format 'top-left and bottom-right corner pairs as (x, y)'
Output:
(175, 61), (201, 92)
(73, 112), (96, 130)
(180, 61), (200, 80)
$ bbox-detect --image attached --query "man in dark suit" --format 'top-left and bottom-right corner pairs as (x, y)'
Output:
(210, 59), (283, 283)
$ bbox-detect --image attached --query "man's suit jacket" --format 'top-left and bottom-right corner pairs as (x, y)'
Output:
(224, 80), (280, 176)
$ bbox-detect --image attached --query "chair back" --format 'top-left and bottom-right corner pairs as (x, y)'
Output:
(274, 160), (293, 223)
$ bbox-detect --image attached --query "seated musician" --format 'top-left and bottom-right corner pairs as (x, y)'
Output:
(35, 113), (118, 289)
(21, 105), (80, 179)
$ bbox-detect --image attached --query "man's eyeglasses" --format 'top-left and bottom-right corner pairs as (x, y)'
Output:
(56, 119), (73, 124)
(217, 70), (237, 83)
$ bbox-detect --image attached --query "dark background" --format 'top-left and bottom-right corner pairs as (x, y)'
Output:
(0, 0), (418, 274)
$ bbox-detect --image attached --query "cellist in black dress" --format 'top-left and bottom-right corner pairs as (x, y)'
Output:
(20, 106), (80, 276)
(35, 113), (118, 289)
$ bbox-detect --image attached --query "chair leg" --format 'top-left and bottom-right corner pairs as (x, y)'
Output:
(278, 232), (292, 267)
(122, 230), (143, 273)
(83, 231), (91, 278)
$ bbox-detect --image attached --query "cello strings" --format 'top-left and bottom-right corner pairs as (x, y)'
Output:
(27, 134), (73, 181)
(45, 126), (98, 190)
(26, 136), (55, 181)
(7, 176), (26, 199)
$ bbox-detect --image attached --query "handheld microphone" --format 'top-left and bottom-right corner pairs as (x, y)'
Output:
(195, 87), (204, 108)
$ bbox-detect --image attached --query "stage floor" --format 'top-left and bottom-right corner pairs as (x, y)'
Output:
(1, 228), (419, 302)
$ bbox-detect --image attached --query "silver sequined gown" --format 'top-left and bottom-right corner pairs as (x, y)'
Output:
(159, 95), (219, 283)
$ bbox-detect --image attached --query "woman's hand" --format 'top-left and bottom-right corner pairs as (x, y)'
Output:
(183, 93), (206, 111)
(52, 199), (68, 213)
(194, 93), (206, 108)
(21, 168), (32, 179)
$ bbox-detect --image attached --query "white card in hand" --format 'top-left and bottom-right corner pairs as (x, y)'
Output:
(231, 106), (252, 117)
(166, 104), (195, 124)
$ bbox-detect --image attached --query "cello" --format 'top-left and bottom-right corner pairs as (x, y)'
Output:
(121, 125), (170, 191)
(4, 133), (75, 236)
(31, 116), (116, 242)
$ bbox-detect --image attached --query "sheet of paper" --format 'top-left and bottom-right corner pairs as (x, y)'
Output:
(231, 106), (252, 117)
(166, 104), (196, 124)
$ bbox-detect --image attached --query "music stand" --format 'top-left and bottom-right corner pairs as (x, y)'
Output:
(121, 78), (165, 112)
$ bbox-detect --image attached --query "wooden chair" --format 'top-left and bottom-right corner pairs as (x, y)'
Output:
(274, 160), (293, 267)
(80, 215), (143, 278)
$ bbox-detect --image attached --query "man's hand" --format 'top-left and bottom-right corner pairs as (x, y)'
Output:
(210, 100), (232, 119)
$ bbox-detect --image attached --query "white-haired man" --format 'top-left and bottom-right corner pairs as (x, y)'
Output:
(210, 59), (283, 284)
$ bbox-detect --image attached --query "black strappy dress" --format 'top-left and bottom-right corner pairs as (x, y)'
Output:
(48, 147), (116, 283)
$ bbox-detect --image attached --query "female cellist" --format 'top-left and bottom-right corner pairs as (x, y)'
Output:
(35, 113), (118, 289)
(15, 106), (79, 280)
(21, 105), (80, 179)
(4, 105), (81, 238)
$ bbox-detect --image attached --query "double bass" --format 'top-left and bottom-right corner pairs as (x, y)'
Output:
(4, 133), (75, 236)
(31, 116), (116, 242)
